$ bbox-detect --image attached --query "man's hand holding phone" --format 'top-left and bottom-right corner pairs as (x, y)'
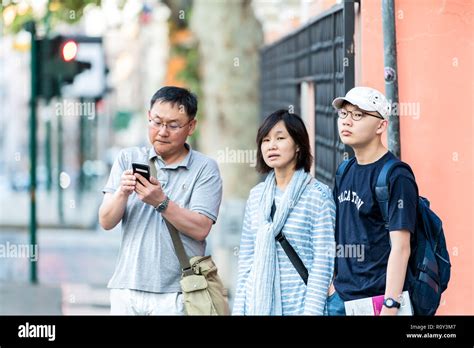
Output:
(119, 169), (137, 196)
(132, 163), (166, 207)
(119, 163), (153, 197)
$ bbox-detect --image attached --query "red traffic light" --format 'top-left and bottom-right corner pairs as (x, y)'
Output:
(62, 40), (78, 62)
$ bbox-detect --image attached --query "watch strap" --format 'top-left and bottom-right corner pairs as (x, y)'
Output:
(155, 196), (169, 212)
(383, 297), (401, 308)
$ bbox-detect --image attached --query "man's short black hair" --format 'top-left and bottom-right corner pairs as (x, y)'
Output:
(150, 86), (198, 119)
(256, 109), (313, 174)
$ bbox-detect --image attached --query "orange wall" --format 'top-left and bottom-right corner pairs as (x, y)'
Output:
(360, 0), (474, 314)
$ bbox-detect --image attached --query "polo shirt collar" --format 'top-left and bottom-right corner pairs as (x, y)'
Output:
(148, 143), (193, 169)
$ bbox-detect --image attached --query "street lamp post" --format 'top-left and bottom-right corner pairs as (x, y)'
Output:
(25, 20), (38, 284)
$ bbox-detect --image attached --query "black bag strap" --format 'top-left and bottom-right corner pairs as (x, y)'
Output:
(150, 158), (194, 277)
(335, 157), (356, 193)
(375, 158), (416, 231)
(271, 202), (308, 285)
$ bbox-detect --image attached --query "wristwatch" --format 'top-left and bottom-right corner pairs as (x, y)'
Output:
(155, 196), (170, 213)
(383, 297), (401, 309)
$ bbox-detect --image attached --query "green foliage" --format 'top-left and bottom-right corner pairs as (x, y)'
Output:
(1, 4), (34, 34)
(48, 0), (102, 24)
(1, 0), (101, 34)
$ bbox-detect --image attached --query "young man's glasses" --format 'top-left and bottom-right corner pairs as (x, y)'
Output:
(338, 109), (384, 121)
(149, 118), (191, 132)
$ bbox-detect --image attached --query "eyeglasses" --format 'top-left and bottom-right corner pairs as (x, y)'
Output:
(338, 109), (384, 121)
(148, 118), (191, 132)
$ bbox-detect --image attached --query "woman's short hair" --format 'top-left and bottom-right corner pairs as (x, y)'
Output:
(256, 109), (313, 173)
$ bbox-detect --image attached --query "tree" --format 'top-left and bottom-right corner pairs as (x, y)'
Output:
(191, 0), (263, 199)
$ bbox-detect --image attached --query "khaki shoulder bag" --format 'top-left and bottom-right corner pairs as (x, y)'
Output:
(150, 158), (229, 315)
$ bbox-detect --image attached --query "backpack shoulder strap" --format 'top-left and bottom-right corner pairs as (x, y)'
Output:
(375, 158), (415, 231)
(335, 157), (356, 192)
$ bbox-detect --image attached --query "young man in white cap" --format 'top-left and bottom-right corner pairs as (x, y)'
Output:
(326, 86), (418, 316)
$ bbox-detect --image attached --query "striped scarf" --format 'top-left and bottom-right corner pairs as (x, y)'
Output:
(247, 168), (312, 315)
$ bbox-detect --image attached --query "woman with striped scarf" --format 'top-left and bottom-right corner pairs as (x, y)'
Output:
(233, 109), (336, 315)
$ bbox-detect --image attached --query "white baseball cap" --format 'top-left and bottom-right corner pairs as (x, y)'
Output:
(332, 86), (391, 119)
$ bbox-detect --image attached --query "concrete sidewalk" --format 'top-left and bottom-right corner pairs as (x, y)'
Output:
(0, 226), (120, 315)
(0, 283), (62, 315)
(0, 282), (111, 315)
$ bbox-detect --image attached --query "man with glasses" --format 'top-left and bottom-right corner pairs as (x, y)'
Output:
(326, 87), (417, 316)
(99, 86), (223, 315)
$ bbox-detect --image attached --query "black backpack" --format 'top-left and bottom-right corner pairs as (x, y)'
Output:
(335, 157), (451, 315)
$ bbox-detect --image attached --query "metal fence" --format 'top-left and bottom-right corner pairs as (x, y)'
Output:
(260, 2), (355, 187)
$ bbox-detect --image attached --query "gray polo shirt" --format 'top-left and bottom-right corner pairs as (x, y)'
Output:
(102, 143), (223, 293)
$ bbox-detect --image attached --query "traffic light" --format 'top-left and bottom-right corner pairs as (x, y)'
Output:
(61, 40), (78, 62)
(36, 36), (92, 100)
(36, 36), (60, 100)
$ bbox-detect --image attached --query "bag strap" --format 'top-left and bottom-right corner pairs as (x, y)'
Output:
(271, 202), (308, 285)
(149, 158), (194, 277)
(375, 158), (415, 231)
(163, 219), (195, 277)
(335, 157), (356, 193)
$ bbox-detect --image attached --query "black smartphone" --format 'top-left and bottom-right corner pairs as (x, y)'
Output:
(132, 163), (150, 184)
